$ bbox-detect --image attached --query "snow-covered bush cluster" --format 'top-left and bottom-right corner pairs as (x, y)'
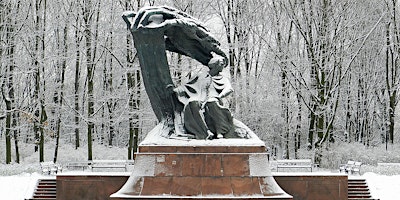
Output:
(318, 143), (400, 174)
(0, 141), (128, 176)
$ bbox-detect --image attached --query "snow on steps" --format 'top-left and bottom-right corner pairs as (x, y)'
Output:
(348, 178), (379, 200)
(25, 179), (56, 200)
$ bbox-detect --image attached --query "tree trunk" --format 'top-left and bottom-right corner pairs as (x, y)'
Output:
(83, 0), (100, 160)
(5, 98), (12, 164)
(83, 0), (94, 160)
(54, 18), (68, 163)
(3, 72), (13, 164)
(125, 0), (142, 160)
(106, 2), (115, 147)
(74, 17), (81, 149)
(13, 113), (19, 163)
(127, 64), (141, 160)
(295, 91), (302, 159)
(2, 1), (18, 164)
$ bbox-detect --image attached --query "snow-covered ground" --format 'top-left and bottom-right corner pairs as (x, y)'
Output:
(0, 171), (398, 200)
(0, 172), (45, 200)
(363, 172), (400, 200)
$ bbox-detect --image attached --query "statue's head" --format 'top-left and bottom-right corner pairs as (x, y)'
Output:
(208, 56), (225, 76)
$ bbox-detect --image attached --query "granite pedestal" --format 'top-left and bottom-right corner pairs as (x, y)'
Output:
(110, 126), (292, 200)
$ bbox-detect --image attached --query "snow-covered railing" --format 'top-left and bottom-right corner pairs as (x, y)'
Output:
(66, 161), (92, 171)
(65, 160), (134, 172)
(90, 160), (134, 172)
(276, 159), (314, 172)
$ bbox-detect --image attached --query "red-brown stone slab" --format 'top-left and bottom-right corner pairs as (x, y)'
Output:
(227, 146), (266, 153)
(194, 146), (228, 153)
(272, 179), (306, 199)
(204, 154), (223, 176)
(181, 154), (206, 176)
(176, 146), (197, 153)
(57, 175), (128, 200)
(221, 154), (249, 176)
(140, 177), (172, 195)
(154, 154), (182, 176)
(140, 145), (177, 153)
(307, 182), (340, 200)
(170, 177), (202, 196)
(274, 175), (347, 200)
(201, 177), (233, 195)
(231, 177), (261, 195)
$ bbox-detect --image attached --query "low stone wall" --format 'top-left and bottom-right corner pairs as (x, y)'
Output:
(56, 172), (347, 200)
(56, 173), (129, 200)
(274, 173), (348, 200)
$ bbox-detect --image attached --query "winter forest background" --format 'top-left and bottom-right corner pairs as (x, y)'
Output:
(1, 0), (400, 168)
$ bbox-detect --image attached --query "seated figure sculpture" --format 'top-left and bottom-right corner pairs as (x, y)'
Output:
(174, 56), (235, 139)
(122, 6), (249, 140)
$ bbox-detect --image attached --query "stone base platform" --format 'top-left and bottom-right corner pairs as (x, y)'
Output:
(56, 172), (347, 200)
(109, 136), (292, 200)
(56, 125), (346, 200)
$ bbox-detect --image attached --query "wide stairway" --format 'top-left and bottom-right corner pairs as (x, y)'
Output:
(26, 179), (56, 200)
(348, 178), (378, 200)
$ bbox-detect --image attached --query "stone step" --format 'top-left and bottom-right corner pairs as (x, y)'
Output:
(28, 197), (56, 200)
(39, 180), (57, 185)
(33, 194), (56, 198)
(37, 179), (56, 183)
(349, 182), (367, 186)
(349, 187), (369, 192)
(348, 198), (375, 200)
(26, 179), (57, 200)
(348, 194), (372, 198)
(34, 190), (57, 194)
(347, 178), (377, 200)
(349, 191), (370, 195)
(36, 185), (56, 189)
(35, 188), (57, 191)
(349, 184), (368, 188)
(348, 180), (367, 184)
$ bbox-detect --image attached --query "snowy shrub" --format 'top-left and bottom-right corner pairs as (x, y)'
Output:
(319, 142), (400, 169)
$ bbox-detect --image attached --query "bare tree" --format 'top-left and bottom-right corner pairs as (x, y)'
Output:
(82, 0), (101, 160)
(384, 0), (400, 145)
(1, 0), (21, 164)
(53, 0), (70, 162)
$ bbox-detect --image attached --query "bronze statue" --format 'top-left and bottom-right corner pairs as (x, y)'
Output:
(122, 6), (247, 139)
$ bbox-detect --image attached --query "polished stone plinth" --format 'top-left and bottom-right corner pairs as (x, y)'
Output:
(110, 151), (291, 199)
(110, 127), (292, 199)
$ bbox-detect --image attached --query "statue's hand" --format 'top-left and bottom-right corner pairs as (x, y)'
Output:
(173, 85), (185, 96)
